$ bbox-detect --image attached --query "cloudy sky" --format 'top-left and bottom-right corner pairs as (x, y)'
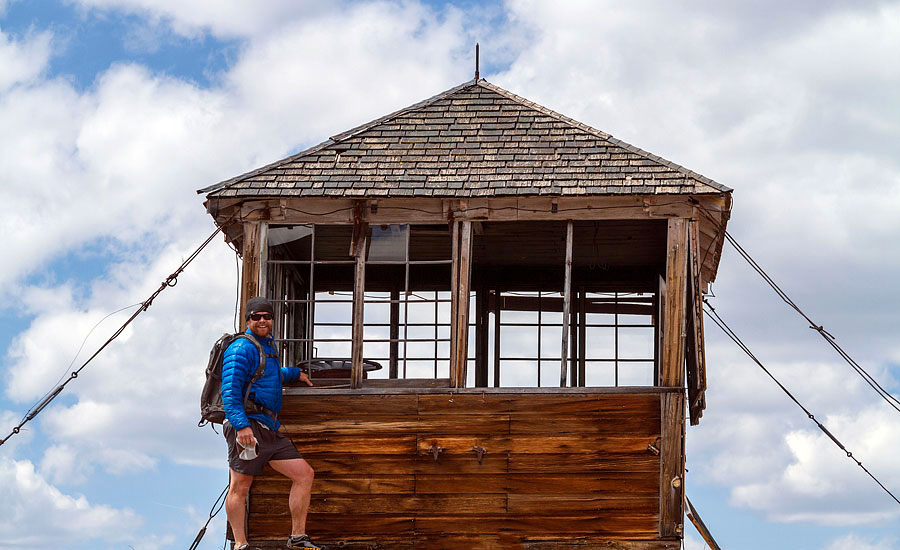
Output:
(1, 1), (899, 548)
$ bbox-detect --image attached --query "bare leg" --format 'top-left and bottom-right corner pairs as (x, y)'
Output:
(226, 468), (255, 546)
(270, 458), (315, 535)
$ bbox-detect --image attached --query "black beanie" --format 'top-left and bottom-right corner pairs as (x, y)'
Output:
(246, 296), (275, 319)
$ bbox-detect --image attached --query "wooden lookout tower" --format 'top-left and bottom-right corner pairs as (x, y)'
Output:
(199, 78), (732, 549)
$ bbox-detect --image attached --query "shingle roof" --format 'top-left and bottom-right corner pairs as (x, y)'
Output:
(200, 79), (730, 199)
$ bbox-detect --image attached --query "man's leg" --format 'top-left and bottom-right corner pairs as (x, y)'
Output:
(270, 458), (315, 535)
(226, 468), (255, 546)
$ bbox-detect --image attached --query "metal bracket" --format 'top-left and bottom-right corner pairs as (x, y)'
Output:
(473, 446), (487, 464)
(430, 442), (444, 461)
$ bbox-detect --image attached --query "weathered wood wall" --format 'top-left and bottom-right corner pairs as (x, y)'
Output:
(246, 390), (679, 549)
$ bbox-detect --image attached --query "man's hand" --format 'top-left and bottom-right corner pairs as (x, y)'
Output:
(299, 372), (314, 387)
(237, 426), (256, 448)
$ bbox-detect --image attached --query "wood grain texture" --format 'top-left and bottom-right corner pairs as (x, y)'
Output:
(659, 392), (685, 538)
(246, 537), (680, 550)
(240, 221), (261, 323)
(247, 392), (667, 546)
(661, 218), (688, 387)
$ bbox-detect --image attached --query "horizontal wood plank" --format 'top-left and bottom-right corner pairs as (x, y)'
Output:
(415, 434), (657, 455)
(510, 453), (658, 474)
(508, 494), (658, 515)
(414, 473), (658, 495)
(281, 414), (510, 436)
(299, 452), (508, 475)
(252, 493), (507, 515)
(253, 475), (415, 495)
(414, 514), (659, 537)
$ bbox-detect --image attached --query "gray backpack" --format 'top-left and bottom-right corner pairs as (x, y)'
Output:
(198, 333), (266, 426)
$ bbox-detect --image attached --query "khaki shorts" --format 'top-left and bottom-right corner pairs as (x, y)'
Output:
(224, 418), (303, 476)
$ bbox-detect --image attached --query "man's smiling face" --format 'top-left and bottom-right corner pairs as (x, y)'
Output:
(248, 312), (273, 338)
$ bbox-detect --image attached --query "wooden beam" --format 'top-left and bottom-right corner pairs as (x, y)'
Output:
(455, 196), (697, 221)
(493, 289), (501, 388)
(686, 220), (707, 425)
(660, 218), (688, 387)
(257, 222), (269, 298)
(390, 287), (399, 379)
(685, 495), (722, 550)
(659, 392), (685, 538)
(351, 225), (368, 389)
(239, 221), (262, 326)
(568, 288), (578, 387)
(578, 288), (586, 387)
(490, 295), (654, 316)
(475, 287), (489, 387)
(449, 221), (459, 385)
(453, 221), (474, 388)
(560, 220), (573, 387)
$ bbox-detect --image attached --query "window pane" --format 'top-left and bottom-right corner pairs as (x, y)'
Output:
(585, 326), (615, 359)
(368, 224), (407, 262)
(500, 326), (537, 358)
(500, 361), (538, 387)
(618, 362), (655, 386)
(619, 327), (654, 359)
(314, 225), (353, 261)
(540, 360), (562, 388)
(585, 362), (616, 387)
(404, 360), (435, 379)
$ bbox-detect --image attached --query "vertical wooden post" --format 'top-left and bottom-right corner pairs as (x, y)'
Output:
(453, 221), (473, 388)
(449, 221), (459, 384)
(568, 288), (578, 387)
(560, 220), (573, 387)
(493, 289), (501, 387)
(660, 218), (688, 387)
(475, 287), (489, 387)
(351, 226), (368, 389)
(389, 287), (399, 379)
(659, 217), (688, 539)
(660, 391), (685, 538)
(257, 222), (269, 298)
(240, 222), (262, 327)
(578, 288), (587, 387)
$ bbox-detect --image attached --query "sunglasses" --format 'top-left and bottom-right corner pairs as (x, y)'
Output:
(249, 313), (273, 321)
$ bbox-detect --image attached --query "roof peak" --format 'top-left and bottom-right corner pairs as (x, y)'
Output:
(199, 78), (730, 197)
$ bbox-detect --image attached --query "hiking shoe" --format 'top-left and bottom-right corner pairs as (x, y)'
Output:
(236, 544), (262, 550)
(287, 534), (328, 549)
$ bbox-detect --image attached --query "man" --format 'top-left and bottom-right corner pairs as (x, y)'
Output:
(222, 296), (327, 550)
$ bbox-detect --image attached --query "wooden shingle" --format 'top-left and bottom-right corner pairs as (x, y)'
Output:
(200, 79), (730, 199)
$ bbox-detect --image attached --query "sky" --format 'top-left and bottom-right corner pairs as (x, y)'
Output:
(0, 0), (899, 548)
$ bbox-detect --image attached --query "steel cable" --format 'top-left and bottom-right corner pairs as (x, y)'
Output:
(703, 300), (900, 507)
(0, 219), (231, 447)
(695, 206), (900, 414)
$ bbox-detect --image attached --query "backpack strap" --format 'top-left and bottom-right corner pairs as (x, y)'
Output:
(235, 334), (277, 420)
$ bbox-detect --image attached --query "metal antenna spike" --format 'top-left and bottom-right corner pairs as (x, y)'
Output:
(475, 43), (480, 80)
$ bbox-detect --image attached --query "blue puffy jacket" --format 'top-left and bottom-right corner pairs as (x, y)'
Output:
(221, 330), (302, 431)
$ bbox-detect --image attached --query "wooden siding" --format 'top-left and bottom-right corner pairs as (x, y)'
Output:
(246, 391), (675, 549)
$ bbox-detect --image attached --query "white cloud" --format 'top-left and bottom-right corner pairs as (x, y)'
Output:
(0, 456), (142, 548)
(728, 405), (900, 525)
(0, 2), (479, 295)
(825, 533), (900, 550)
(71, 0), (331, 39)
(0, 28), (52, 92)
(5, 238), (238, 474)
